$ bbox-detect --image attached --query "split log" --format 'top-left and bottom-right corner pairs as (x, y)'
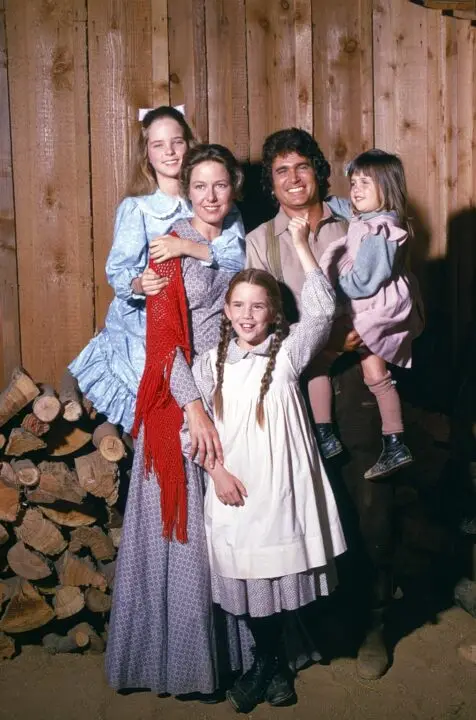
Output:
(98, 560), (116, 589)
(0, 479), (20, 523)
(47, 421), (92, 457)
(7, 542), (52, 580)
(15, 508), (67, 555)
(108, 528), (122, 549)
(53, 585), (85, 619)
(41, 506), (96, 528)
(5, 428), (46, 456)
(0, 433), (5, 450)
(0, 632), (15, 660)
(59, 370), (83, 422)
(0, 523), (9, 546)
(0, 578), (17, 605)
(0, 462), (20, 489)
(82, 397), (97, 420)
(92, 422), (126, 462)
(69, 526), (115, 561)
(32, 385), (61, 423)
(73, 622), (105, 653)
(0, 367), (39, 428)
(11, 459), (40, 488)
(55, 552), (107, 591)
(21, 413), (50, 437)
(85, 587), (111, 613)
(75, 451), (118, 505)
(0, 578), (55, 632)
(25, 461), (85, 505)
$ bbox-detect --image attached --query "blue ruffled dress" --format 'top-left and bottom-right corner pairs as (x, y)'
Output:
(69, 188), (245, 432)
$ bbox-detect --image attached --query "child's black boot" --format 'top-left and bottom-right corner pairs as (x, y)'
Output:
(356, 607), (389, 680)
(364, 433), (413, 481)
(315, 423), (343, 459)
(265, 661), (297, 707)
(226, 653), (278, 713)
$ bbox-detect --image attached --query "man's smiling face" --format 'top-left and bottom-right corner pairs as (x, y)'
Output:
(271, 151), (319, 215)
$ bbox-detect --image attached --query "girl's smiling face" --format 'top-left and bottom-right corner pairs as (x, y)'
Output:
(147, 117), (188, 181)
(225, 282), (274, 351)
(350, 171), (382, 214)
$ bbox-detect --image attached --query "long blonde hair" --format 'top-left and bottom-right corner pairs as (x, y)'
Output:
(214, 270), (289, 428)
(126, 107), (195, 198)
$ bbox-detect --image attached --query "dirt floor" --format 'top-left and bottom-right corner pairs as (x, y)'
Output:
(1, 606), (476, 720)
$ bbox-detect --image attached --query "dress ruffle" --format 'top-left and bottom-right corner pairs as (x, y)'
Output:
(68, 330), (137, 433)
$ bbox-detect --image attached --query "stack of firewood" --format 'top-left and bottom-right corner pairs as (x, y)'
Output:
(0, 367), (130, 660)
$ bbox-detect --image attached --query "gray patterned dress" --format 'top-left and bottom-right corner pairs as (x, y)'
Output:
(105, 219), (252, 695)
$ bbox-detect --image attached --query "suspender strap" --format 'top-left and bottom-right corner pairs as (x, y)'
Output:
(266, 219), (284, 282)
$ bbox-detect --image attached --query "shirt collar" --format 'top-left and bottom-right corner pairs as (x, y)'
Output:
(226, 335), (274, 364)
(135, 188), (193, 221)
(274, 201), (335, 236)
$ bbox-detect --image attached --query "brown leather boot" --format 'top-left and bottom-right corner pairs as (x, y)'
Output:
(356, 609), (389, 680)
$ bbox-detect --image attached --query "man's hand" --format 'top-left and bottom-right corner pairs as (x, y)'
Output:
(185, 399), (223, 468)
(149, 235), (185, 264)
(327, 316), (363, 352)
(210, 464), (247, 507)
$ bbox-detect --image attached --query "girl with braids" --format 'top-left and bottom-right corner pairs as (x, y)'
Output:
(183, 216), (347, 713)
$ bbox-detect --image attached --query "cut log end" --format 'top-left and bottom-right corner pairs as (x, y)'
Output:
(0, 367), (39, 428)
(32, 386), (62, 423)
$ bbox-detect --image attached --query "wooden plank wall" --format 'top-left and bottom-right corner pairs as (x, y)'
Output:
(0, 0), (475, 386)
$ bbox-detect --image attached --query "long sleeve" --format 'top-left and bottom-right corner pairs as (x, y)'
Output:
(283, 268), (336, 375)
(105, 197), (148, 302)
(179, 351), (215, 463)
(326, 195), (353, 221)
(338, 222), (403, 300)
(169, 348), (202, 409)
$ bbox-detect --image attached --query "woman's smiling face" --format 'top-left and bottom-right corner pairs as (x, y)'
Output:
(189, 160), (234, 229)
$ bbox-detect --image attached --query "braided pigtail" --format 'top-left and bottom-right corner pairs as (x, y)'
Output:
(256, 312), (288, 428)
(213, 315), (233, 421)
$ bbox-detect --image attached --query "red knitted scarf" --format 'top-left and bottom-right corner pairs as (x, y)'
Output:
(132, 231), (191, 543)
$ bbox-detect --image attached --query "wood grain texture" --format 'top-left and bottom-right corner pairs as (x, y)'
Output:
(205, 0), (248, 159)
(0, 0), (20, 388)
(5, 0), (93, 386)
(246, 0), (313, 162)
(312, 0), (373, 197)
(168, 0), (208, 141)
(88, 0), (161, 329)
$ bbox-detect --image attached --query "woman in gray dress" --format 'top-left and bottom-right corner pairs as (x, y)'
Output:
(105, 144), (251, 698)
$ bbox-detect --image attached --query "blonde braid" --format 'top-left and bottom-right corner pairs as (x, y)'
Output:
(213, 315), (233, 421)
(256, 313), (288, 428)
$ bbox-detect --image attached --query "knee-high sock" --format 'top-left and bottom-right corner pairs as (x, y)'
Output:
(365, 371), (403, 435)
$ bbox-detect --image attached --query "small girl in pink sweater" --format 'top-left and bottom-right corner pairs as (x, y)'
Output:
(311, 149), (424, 480)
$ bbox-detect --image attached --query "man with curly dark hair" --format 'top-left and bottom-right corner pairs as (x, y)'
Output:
(246, 127), (394, 681)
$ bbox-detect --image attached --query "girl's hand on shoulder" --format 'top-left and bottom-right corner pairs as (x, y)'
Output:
(212, 466), (247, 507)
(288, 214), (310, 247)
(149, 235), (185, 263)
(139, 268), (169, 296)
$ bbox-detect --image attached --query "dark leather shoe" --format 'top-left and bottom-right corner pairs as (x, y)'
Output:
(315, 423), (344, 459)
(364, 433), (413, 481)
(226, 655), (278, 713)
(265, 667), (297, 707)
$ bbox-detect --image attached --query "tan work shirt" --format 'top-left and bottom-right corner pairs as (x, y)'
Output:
(246, 203), (347, 316)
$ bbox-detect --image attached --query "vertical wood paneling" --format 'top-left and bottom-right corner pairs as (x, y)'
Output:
(6, 0), (93, 385)
(88, 0), (165, 329)
(374, 1), (436, 245)
(0, 0), (20, 387)
(205, 0), (248, 160)
(246, 0), (313, 162)
(312, 0), (373, 197)
(168, 0), (208, 141)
